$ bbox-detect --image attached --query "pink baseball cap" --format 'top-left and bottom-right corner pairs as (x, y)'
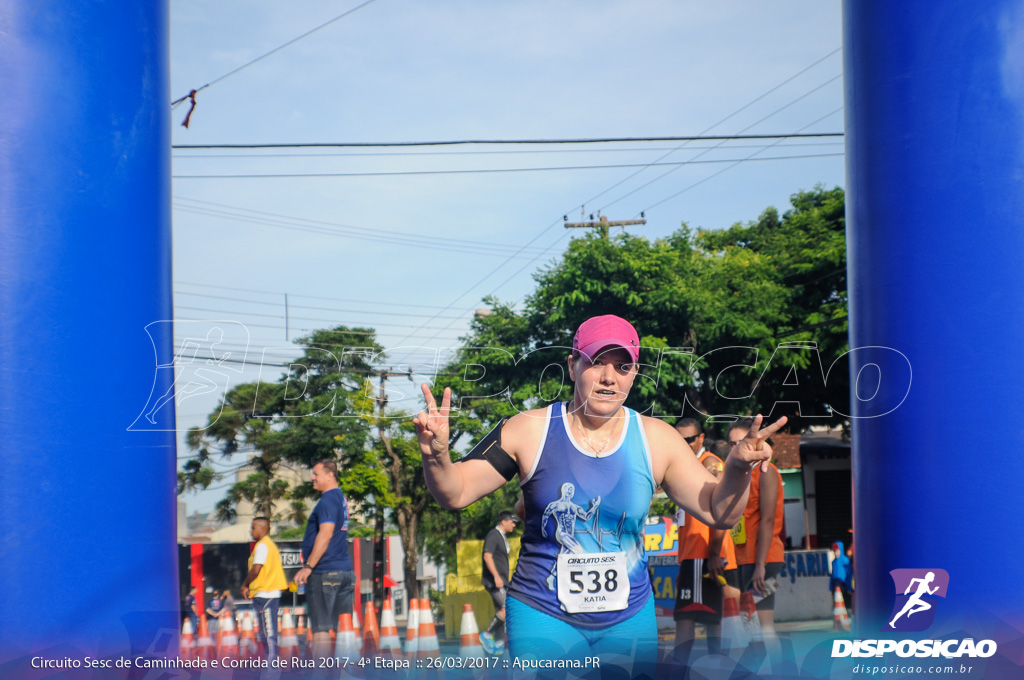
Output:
(572, 315), (640, 363)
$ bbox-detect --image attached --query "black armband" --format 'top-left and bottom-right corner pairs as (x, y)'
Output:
(461, 419), (517, 481)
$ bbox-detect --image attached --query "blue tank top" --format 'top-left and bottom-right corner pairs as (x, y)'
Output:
(507, 402), (655, 627)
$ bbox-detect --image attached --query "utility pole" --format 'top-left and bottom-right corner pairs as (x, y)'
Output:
(371, 367), (413, 612)
(564, 214), (646, 240)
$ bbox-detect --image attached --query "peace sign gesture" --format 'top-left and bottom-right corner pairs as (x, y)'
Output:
(413, 384), (451, 458)
(728, 414), (788, 473)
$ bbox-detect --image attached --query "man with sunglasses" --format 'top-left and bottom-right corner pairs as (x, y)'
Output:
(673, 419), (739, 659)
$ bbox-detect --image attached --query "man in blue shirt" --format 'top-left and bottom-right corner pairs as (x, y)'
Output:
(294, 459), (355, 662)
(204, 587), (223, 636)
(184, 585), (199, 634)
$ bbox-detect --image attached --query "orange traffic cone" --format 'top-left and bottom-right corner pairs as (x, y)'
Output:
(240, 614), (259, 660)
(196, 614), (215, 661)
(379, 598), (402, 657)
(458, 603), (484, 658)
(833, 587), (851, 631)
(219, 611), (239, 660)
(720, 597), (747, 651)
(740, 592), (764, 645)
(180, 618), (195, 661)
(404, 597), (420, 658)
(279, 609), (300, 661)
(363, 600), (381, 656)
(335, 613), (362, 661)
(416, 598), (440, 659)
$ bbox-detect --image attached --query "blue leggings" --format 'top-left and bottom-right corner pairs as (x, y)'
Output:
(506, 595), (657, 679)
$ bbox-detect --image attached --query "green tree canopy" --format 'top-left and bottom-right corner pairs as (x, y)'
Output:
(436, 186), (847, 436)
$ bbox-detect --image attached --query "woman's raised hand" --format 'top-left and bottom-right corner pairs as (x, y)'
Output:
(729, 414), (788, 473)
(413, 383), (451, 458)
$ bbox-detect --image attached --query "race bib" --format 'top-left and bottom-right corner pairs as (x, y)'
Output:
(731, 515), (747, 545)
(556, 552), (630, 613)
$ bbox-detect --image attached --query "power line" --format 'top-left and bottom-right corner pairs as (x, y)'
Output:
(173, 318), (381, 336)
(168, 340), (458, 365)
(171, 141), (845, 160)
(174, 299), (469, 320)
(174, 279), (476, 311)
(165, 349), (451, 373)
(640, 107), (844, 214)
(172, 152), (842, 179)
(166, 350), (459, 376)
(173, 199), (553, 259)
(173, 204), (544, 258)
(175, 291), (294, 308)
(173, 305), (474, 330)
(600, 75), (844, 212)
(176, 197), (548, 253)
(578, 48), (843, 213)
(396, 228), (575, 358)
(173, 206), (550, 260)
(171, 132), (843, 150)
(171, 0), (380, 106)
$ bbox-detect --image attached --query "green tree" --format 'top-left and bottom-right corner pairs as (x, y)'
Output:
(179, 327), (439, 599)
(693, 185), (848, 428)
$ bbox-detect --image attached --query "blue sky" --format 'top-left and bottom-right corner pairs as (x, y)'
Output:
(169, 0), (845, 513)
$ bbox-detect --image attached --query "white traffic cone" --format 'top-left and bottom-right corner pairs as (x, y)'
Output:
(416, 598), (440, 659)
(833, 587), (851, 632)
(458, 603), (484, 658)
(740, 592), (764, 645)
(179, 618), (195, 661)
(334, 613), (362, 662)
(720, 596), (747, 651)
(379, 598), (403, 657)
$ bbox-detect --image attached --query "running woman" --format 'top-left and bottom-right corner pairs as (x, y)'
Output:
(415, 315), (786, 677)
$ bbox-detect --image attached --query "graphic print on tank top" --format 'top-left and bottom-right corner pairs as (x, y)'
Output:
(540, 482), (602, 589)
(508, 402), (655, 627)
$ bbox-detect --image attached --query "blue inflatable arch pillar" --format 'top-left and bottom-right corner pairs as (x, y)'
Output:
(0, 0), (177, 662)
(845, 1), (1024, 634)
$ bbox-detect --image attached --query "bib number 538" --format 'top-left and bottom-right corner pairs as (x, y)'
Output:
(557, 552), (630, 613)
(568, 569), (619, 594)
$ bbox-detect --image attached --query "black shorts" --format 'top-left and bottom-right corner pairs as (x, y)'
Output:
(674, 559), (723, 623)
(738, 562), (784, 611)
(486, 586), (507, 612)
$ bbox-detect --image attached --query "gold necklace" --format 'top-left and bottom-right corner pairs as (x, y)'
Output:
(573, 413), (615, 456)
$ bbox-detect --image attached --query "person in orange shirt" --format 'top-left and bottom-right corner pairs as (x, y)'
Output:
(728, 418), (785, 637)
(673, 419), (740, 655)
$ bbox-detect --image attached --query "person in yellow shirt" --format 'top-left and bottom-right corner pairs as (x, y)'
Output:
(241, 517), (288, 661)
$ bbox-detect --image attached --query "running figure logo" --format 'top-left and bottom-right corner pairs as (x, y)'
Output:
(886, 568), (949, 632)
(541, 483), (601, 590)
(128, 320), (250, 432)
